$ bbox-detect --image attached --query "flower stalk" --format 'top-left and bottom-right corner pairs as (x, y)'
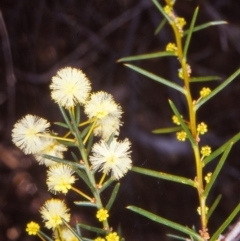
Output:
(170, 11), (208, 238)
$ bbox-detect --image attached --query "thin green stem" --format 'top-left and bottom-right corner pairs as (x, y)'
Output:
(83, 119), (97, 145)
(79, 119), (92, 127)
(36, 233), (46, 241)
(71, 186), (93, 202)
(68, 111), (110, 231)
(37, 133), (74, 143)
(171, 15), (208, 239)
(98, 173), (107, 187)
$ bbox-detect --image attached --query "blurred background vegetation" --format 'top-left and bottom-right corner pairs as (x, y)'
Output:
(0, 0), (240, 240)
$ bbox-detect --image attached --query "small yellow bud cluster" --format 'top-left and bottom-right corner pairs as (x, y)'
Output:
(175, 17), (186, 35)
(165, 0), (174, 7)
(26, 221), (40, 235)
(197, 122), (208, 135)
(163, 5), (173, 15)
(172, 115), (182, 125)
(106, 232), (120, 241)
(197, 206), (209, 215)
(163, 5), (176, 20)
(178, 65), (191, 79)
(176, 17), (186, 28)
(95, 232), (120, 241)
(95, 238), (106, 241)
(176, 131), (187, 141)
(166, 43), (177, 55)
(164, 0), (186, 35)
(96, 208), (109, 222)
(200, 146), (211, 157)
(204, 173), (212, 184)
(200, 87), (211, 98)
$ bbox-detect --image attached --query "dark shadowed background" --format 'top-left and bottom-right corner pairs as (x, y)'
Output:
(1, 0), (240, 240)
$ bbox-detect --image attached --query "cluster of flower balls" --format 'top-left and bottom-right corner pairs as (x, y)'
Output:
(12, 67), (132, 179)
(11, 67), (132, 239)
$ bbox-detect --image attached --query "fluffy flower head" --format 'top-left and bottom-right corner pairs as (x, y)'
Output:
(84, 91), (122, 120)
(12, 115), (50, 154)
(50, 67), (91, 108)
(47, 164), (76, 194)
(40, 199), (70, 229)
(90, 138), (132, 180)
(35, 137), (67, 166)
(26, 221), (40, 235)
(93, 116), (122, 141)
(84, 91), (122, 140)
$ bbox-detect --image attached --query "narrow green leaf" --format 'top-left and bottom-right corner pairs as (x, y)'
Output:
(57, 140), (76, 147)
(169, 100), (196, 146)
(42, 154), (67, 164)
(59, 105), (73, 132)
(204, 132), (240, 166)
(152, 126), (182, 134)
(86, 132), (94, 155)
(45, 152), (90, 187)
(117, 224), (123, 240)
(76, 221), (82, 236)
(74, 201), (97, 207)
(183, 7), (199, 58)
(107, 132), (115, 146)
(42, 154), (85, 169)
(99, 178), (115, 193)
(152, 0), (172, 23)
(207, 195), (222, 220)
(75, 103), (81, 125)
(62, 219), (83, 241)
(71, 166), (92, 188)
(195, 68), (240, 110)
(190, 76), (221, 82)
(155, 18), (167, 35)
(68, 111), (87, 166)
(204, 143), (232, 198)
(124, 64), (185, 94)
(127, 206), (203, 241)
(38, 231), (54, 241)
(117, 51), (174, 62)
(71, 151), (79, 162)
(131, 166), (195, 187)
(106, 183), (120, 211)
(54, 122), (69, 129)
(167, 234), (189, 241)
(68, 110), (84, 148)
(78, 223), (107, 235)
(210, 203), (240, 241)
(81, 125), (91, 139)
(183, 21), (227, 36)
